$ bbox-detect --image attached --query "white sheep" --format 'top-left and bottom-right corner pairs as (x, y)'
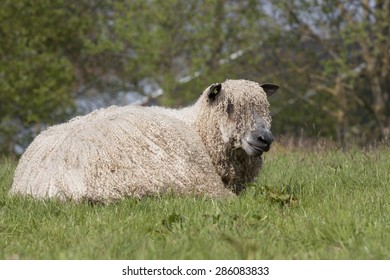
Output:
(10, 79), (278, 203)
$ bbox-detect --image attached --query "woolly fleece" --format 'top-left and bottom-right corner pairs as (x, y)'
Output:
(10, 79), (274, 202)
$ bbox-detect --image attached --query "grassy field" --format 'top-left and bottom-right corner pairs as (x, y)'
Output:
(0, 144), (389, 259)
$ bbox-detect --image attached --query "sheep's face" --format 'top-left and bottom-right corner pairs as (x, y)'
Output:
(241, 112), (274, 157)
(200, 80), (278, 158)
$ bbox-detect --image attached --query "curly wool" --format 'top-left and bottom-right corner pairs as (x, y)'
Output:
(194, 79), (271, 193)
(10, 79), (273, 202)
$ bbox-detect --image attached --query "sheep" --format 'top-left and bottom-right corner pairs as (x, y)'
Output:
(10, 79), (278, 203)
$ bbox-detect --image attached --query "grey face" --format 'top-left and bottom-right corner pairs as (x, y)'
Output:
(207, 81), (278, 157)
(241, 113), (274, 157)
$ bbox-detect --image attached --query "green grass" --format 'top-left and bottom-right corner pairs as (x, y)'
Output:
(1, 145), (389, 259)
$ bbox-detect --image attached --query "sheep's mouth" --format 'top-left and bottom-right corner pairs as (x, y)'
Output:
(247, 143), (264, 156)
(242, 139), (271, 157)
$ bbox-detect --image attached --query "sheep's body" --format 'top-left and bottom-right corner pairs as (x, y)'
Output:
(10, 79), (277, 202)
(11, 106), (231, 202)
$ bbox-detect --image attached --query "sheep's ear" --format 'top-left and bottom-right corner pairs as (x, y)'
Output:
(208, 83), (222, 101)
(261, 83), (279, 97)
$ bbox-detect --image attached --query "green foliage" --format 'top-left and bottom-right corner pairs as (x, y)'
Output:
(1, 146), (389, 259)
(113, 0), (271, 106)
(1, 0), (389, 154)
(267, 0), (390, 141)
(0, 0), (115, 154)
(1, 1), (71, 152)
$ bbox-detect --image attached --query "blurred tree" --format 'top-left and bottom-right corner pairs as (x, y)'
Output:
(0, 0), (116, 153)
(264, 0), (390, 142)
(2, 0), (389, 155)
(114, 0), (273, 106)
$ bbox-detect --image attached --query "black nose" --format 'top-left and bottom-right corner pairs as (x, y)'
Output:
(257, 131), (274, 152)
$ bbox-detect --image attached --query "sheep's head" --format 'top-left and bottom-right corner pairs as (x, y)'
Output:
(196, 79), (278, 158)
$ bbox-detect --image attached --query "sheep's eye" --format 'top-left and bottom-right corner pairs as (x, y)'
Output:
(226, 99), (234, 116)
